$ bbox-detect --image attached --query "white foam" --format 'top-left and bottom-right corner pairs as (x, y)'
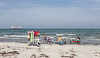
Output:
(68, 34), (77, 35)
(56, 34), (77, 36)
(11, 38), (21, 39)
(62, 37), (67, 39)
(87, 39), (100, 40)
(0, 36), (5, 38)
(56, 34), (65, 36)
(50, 37), (54, 38)
(4, 35), (10, 37)
(4, 35), (27, 38)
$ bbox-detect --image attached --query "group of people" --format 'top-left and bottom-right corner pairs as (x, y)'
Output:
(43, 36), (64, 44)
(43, 36), (81, 45)
(43, 36), (53, 45)
(69, 37), (81, 44)
(27, 30), (81, 45)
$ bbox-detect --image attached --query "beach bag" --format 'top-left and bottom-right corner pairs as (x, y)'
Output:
(27, 36), (30, 39)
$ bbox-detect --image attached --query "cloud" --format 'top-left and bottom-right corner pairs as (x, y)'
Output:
(0, 0), (100, 28)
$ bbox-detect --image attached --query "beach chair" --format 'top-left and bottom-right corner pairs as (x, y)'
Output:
(58, 41), (64, 45)
(71, 40), (76, 44)
(76, 40), (81, 44)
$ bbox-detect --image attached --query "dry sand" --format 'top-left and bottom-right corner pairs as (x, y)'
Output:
(0, 42), (100, 58)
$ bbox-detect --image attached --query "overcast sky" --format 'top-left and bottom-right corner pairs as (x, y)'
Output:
(0, 0), (100, 29)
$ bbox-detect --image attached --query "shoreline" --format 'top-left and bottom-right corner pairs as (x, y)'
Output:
(1, 38), (100, 45)
(0, 42), (100, 58)
(1, 41), (100, 46)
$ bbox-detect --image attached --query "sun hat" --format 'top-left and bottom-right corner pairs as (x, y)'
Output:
(73, 38), (75, 39)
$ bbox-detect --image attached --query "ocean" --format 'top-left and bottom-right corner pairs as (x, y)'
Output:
(0, 29), (100, 45)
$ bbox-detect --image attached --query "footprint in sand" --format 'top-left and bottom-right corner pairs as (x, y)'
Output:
(38, 54), (49, 58)
(61, 55), (74, 58)
(70, 54), (77, 56)
(0, 51), (19, 56)
(30, 54), (36, 58)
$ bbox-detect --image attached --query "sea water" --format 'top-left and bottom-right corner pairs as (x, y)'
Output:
(0, 29), (100, 45)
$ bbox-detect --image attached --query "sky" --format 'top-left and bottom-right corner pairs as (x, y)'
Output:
(0, 0), (100, 29)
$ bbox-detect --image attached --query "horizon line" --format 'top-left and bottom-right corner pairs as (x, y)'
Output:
(0, 28), (100, 29)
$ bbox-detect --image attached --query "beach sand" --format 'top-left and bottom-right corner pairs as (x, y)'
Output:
(0, 42), (100, 58)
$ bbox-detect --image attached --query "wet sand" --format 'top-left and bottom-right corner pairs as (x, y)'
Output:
(0, 42), (100, 58)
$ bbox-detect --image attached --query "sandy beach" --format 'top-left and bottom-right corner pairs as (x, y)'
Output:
(0, 42), (100, 58)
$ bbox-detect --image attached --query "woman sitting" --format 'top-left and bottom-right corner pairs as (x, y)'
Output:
(76, 37), (81, 44)
(47, 36), (52, 45)
(69, 38), (76, 44)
